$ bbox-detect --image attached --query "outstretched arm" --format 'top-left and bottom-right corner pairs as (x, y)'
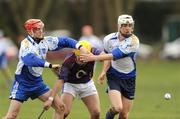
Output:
(80, 46), (129, 62)
(80, 53), (113, 62)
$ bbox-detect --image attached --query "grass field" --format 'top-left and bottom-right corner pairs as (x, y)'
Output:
(0, 59), (180, 119)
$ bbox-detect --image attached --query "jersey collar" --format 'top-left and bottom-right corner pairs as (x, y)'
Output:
(26, 35), (36, 45)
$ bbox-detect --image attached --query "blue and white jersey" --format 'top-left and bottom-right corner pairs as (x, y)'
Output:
(15, 35), (81, 86)
(103, 32), (139, 79)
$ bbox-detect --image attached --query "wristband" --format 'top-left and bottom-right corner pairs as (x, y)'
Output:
(78, 45), (82, 50)
(49, 64), (52, 68)
(48, 96), (54, 101)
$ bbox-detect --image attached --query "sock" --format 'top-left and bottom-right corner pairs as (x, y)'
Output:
(118, 113), (121, 119)
(106, 109), (116, 119)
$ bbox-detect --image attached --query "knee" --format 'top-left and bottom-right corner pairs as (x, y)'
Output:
(112, 106), (122, 113)
(90, 108), (100, 118)
(55, 108), (64, 114)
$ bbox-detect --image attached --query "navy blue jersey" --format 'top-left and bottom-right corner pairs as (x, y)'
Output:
(59, 48), (101, 84)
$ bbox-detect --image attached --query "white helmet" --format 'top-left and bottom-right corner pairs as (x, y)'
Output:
(118, 14), (134, 26)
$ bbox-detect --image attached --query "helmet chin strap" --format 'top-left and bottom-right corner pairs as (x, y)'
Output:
(30, 29), (44, 43)
(30, 29), (35, 37)
(119, 31), (132, 38)
(118, 24), (133, 38)
(34, 37), (44, 40)
(32, 37), (43, 44)
(121, 33), (132, 38)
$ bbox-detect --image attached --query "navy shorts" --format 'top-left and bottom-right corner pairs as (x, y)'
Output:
(106, 75), (136, 100)
(9, 80), (50, 102)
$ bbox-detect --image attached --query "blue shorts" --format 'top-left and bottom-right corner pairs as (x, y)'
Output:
(9, 80), (50, 102)
(106, 75), (136, 100)
(0, 53), (7, 69)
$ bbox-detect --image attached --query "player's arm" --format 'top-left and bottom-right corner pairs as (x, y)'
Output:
(58, 37), (89, 54)
(43, 79), (65, 111)
(80, 46), (131, 62)
(95, 50), (111, 84)
(44, 62), (70, 110)
(90, 48), (111, 84)
(98, 59), (110, 84)
(20, 40), (58, 68)
(80, 52), (113, 62)
(47, 36), (88, 54)
(47, 79), (65, 103)
(43, 79), (64, 110)
(21, 53), (50, 67)
(50, 64), (69, 100)
(22, 53), (60, 69)
(57, 37), (81, 49)
(80, 35), (139, 62)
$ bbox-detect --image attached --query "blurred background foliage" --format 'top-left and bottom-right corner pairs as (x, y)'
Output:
(0, 0), (180, 45)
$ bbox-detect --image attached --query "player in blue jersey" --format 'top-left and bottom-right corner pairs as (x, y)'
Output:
(44, 40), (102, 119)
(0, 30), (13, 86)
(3, 19), (87, 119)
(80, 14), (139, 119)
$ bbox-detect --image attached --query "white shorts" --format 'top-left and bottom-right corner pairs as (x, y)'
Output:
(62, 80), (98, 98)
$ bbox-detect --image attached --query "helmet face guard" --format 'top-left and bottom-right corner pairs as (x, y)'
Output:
(24, 19), (44, 32)
(118, 14), (134, 38)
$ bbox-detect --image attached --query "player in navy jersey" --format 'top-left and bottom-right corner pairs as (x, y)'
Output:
(3, 19), (87, 119)
(44, 40), (102, 119)
(80, 14), (139, 119)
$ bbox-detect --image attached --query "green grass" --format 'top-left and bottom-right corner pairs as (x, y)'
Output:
(0, 59), (180, 119)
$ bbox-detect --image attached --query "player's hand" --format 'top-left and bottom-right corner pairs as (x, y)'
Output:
(98, 72), (106, 85)
(57, 100), (65, 112)
(53, 97), (65, 112)
(44, 99), (53, 110)
(80, 53), (95, 62)
(79, 46), (89, 54)
(51, 64), (61, 76)
(52, 64), (60, 70)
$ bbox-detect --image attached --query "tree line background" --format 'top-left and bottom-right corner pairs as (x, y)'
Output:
(0, 0), (180, 45)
